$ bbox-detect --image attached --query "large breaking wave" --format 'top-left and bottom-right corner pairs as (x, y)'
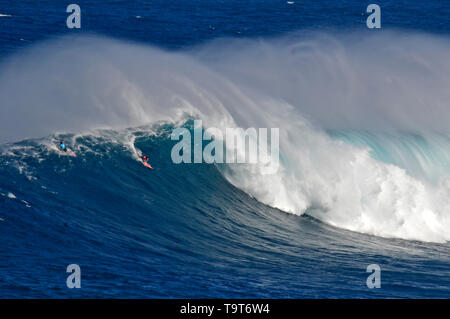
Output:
(1, 31), (450, 243)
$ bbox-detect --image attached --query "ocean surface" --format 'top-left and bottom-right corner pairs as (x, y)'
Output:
(1, 0), (450, 298)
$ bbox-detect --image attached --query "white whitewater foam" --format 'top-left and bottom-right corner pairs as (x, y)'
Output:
(219, 117), (450, 243)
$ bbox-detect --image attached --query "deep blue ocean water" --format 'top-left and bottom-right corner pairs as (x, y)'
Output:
(1, 1), (450, 298)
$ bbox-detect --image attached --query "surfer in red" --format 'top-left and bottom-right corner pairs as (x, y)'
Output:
(141, 155), (154, 169)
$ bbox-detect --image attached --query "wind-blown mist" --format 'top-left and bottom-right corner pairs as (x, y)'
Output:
(2, 31), (450, 242)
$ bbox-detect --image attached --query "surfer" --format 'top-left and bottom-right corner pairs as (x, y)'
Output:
(141, 155), (154, 169)
(59, 141), (67, 152)
(58, 141), (76, 156)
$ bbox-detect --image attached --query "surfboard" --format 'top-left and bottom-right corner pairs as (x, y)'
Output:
(60, 149), (76, 157)
(143, 161), (153, 169)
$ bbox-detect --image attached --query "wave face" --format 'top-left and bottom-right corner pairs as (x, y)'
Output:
(1, 31), (450, 297)
(1, 127), (450, 298)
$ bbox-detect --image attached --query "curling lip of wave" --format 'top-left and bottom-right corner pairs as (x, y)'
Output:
(1, 31), (450, 243)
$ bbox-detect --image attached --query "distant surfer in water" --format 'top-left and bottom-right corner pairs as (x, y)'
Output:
(59, 141), (67, 152)
(58, 141), (76, 157)
(141, 155), (154, 169)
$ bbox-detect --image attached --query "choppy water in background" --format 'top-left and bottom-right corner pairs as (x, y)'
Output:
(1, 1), (450, 298)
(1, 0), (450, 55)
